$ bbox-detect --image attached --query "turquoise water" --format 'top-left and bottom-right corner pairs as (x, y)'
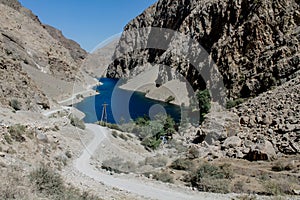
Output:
(74, 78), (182, 124)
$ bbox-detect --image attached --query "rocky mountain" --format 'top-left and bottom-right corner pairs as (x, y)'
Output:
(0, 0), (91, 111)
(107, 0), (300, 158)
(107, 0), (299, 99)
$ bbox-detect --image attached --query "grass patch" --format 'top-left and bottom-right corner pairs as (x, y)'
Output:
(263, 180), (293, 195)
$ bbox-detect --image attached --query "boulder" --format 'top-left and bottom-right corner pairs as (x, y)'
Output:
(36, 132), (48, 143)
(245, 140), (277, 161)
(201, 111), (240, 145)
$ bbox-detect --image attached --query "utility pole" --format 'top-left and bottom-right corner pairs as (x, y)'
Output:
(101, 102), (108, 123)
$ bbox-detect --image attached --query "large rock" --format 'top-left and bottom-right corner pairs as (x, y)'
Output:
(222, 136), (242, 148)
(36, 132), (48, 143)
(245, 140), (277, 161)
(201, 111), (240, 145)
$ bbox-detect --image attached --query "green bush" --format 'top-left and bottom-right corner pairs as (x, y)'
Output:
(141, 137), (162, 150)
(69, 115), (85, 130)
(226, 98), (245, 109)
(119, 114), (177, 150)
(135, 115), (150, 126)
(9, 99), (21, 111)
(196, 89), (211, 122)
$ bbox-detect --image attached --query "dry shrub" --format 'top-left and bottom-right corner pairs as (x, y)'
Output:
(152, 171), (174, 183)
(142, 156), (168, 168)
(263, 180), (293, 195)
(186, 163), (233, 193)
(102, 157), (137, 174)
(170, 158), (194, 171)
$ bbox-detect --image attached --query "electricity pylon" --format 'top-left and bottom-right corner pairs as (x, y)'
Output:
(101, 102), (108, 123)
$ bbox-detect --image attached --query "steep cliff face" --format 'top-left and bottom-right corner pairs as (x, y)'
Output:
(44, 25), (87, 63)
(0, 1), (89, 111)
(107, 0), (300, 99)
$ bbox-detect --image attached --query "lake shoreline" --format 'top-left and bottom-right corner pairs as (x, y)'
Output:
(74, 78), (182, 124)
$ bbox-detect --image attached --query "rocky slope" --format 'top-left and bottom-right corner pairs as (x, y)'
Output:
(107, 0), (299, 100)
(0, 0), (92, 111)
(191, 75), (299, 161)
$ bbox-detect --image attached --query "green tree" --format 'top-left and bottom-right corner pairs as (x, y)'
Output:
(196, 89), (211, 122)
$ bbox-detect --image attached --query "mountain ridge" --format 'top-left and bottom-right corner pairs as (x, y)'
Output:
(0, 0), (93, 111)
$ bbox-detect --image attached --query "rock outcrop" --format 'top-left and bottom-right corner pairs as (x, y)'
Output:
(107, 0), (300, 100)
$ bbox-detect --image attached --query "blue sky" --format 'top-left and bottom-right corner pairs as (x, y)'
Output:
(19, 0), (157, 52)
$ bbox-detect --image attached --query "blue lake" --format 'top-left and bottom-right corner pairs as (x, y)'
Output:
(74, 78), (182, 124)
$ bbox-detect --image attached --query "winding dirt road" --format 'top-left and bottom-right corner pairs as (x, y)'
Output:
(75, 124), (236, 200)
